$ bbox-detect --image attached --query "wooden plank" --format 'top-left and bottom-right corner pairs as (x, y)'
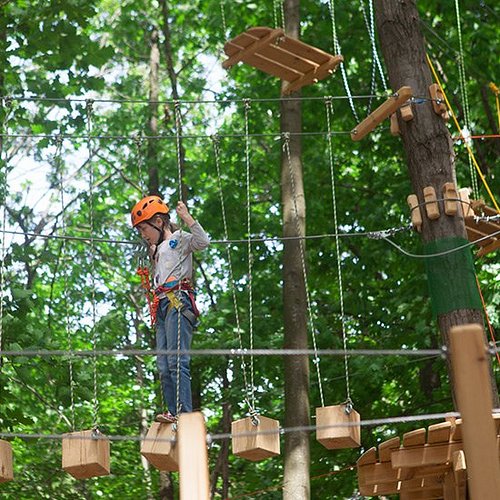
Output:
(452, 450), (466, 487)
(239, 53), (302, 82)
(391, 113), (401, 136)
(283, 55), (343, 95)
(378, 437), (400, 462)
(223, 28), (284, 69)
(465, 225), (491, 246)
(257, 44), (319, 74)
(427, 422), (452, 444)
(391, 441), (462, 469)
(401, 475), (445, 492)
(278, 37), (333, 64)
(423, 186), (440, 220)
(0, 440), (13, 483)
(358, 461), (401, 485)
(403, 428), (426, 447)
(477, 238), (500, 257)
(465, 218), (500, 237)
(351, 86), (413, 141)
(357, 446), (376, 466)
(458, 188), (474, 218)
(400, 489), (444, 500)
(449, 324), (500, 499)
(442, 182), (458, 216)
(359, 481), (400, 496)
(178, 412), (209, 500)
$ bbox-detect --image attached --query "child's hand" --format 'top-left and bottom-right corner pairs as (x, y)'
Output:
(176, 201), (195, 226)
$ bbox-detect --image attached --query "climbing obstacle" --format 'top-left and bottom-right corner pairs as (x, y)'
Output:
(459, 189), (500, 257)
(0, 440), (13, 483)
(316, 404), (361, 449)
(351, 86), (413, 141)
(223, 27), (343, 95)
(62, 430), (110, 479)
(232, 415), (280, 461)
(141, 422), (178, 471)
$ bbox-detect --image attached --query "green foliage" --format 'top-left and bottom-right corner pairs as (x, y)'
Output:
(0, 0), (499, 498)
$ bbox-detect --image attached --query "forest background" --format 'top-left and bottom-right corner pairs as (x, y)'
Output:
(0, 0), (499, 498)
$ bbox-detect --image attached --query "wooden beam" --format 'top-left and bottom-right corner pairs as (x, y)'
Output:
(351, 86), (413, 141)
(178, 412), (209, 500)
(0, 440), (13, 483)
(449, 324), (500, 499)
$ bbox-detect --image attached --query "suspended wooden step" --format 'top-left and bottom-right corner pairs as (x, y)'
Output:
(141, 422), (178, 472)
(62, 429), (110, 479)
(316, 404), (361, 449)
(354, 414), (500, 498)
(459, 188), (500, 257)
(232, 415), (280, 461)
(223, 27), (343, 95)
(0, 440), (13, 483)
(351, 86), (413, 141)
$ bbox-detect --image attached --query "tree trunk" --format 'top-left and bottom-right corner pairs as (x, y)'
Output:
(374, 0), (498, 407)
(281, 1), (310, 499)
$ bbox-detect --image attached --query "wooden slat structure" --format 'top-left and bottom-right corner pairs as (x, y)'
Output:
(351, 86), (413, 141)
(357, 413), (500, 498)
(459, 189), (500, 257)
(223, 27), (343, 95)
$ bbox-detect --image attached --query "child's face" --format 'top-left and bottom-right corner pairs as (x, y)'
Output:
(136, 221), (160, 246)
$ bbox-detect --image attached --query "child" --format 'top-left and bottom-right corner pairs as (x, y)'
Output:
(131, 195), (210, 423)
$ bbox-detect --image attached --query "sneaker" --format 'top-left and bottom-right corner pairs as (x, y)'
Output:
(155, 411), (177, 424)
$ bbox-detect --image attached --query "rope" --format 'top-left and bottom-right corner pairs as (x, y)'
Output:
(133, 133), (147, 197)
(56, 135), (76, 430)
(453, 0), (478, 199)
(86, 99), (100, 430)
(476, 275), (500, 367)
(219, 0), (227, 38)
(327, 0), (359, 121)
(426, 54), (500, 212)
(211, 134), (254, 413)
(282, 133), (325, 407)
(325, 98), (351, 407)
(243, 99), (257, 414)
(489, 82), (500, 132)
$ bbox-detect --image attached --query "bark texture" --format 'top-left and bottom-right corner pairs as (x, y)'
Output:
(374, 0), (498, 407)
(281, 1), (310, 498)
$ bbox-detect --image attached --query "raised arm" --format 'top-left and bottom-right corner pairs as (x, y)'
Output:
(176, 201), (210, 251)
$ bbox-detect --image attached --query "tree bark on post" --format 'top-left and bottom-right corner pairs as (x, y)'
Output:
(281, 1), (311, 498)
(374, 0), (498, 406)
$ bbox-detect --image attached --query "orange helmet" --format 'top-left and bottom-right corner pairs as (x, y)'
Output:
(131, 195), (169, 227)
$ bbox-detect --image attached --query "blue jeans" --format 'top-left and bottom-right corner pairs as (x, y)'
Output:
(155, 292), (196, 416)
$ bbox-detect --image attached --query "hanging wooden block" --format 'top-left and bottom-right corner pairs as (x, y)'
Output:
(442, 182), (458, 216)
(0, 440), (13, 483)
(400, 103), (414, 122)
(140, 422), (178, 472)
(423, 186), (440, 220)
(223, 27), (343, 96)
(351, 86), (413, 141)
(316, 404), (361, 449)
(62, 430), (110, 479)
(407, 194), (422, 232)
(390, 113), (400, 136)
(232, 416), (280, 461)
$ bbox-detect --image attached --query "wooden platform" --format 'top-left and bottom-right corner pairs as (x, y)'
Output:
(459, 190), (500, 257)
(223, 27), (343, 95)
(357, 415), (500, 498)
